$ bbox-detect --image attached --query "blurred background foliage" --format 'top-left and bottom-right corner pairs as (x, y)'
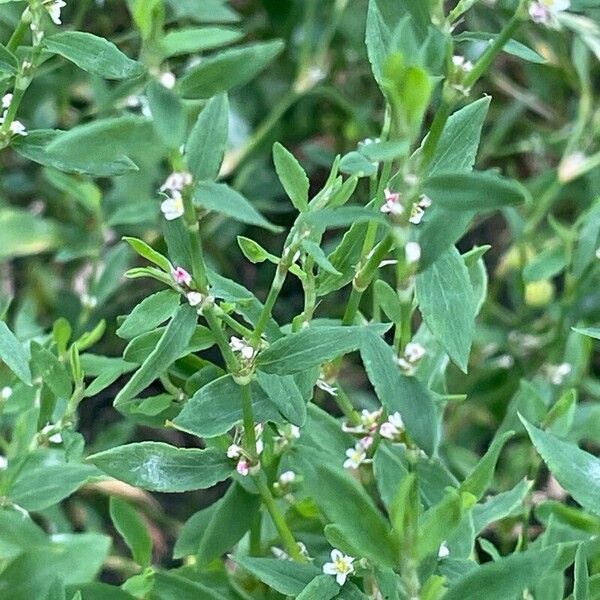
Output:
(1, 0), (600, 575)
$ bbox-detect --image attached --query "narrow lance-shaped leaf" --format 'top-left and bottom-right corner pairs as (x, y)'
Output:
(360, 333), (438, 456)
(256, 371), (307, 426)
(109, 497), (153, 567)
(147, 80), (186, 148)
(520, 416), (600, 516)
(178, 41), (284, 98)
(44, 32), (145, 80)
(186, 94), (229, 182)
(416, 246), (475, 373)
(194, 182), (281, 232)
(0, 321), (32, 385)
(273, 142), (309, 212)
(115, 304), (197, 406)
(116, 289), (181, 340)
(88, 442), (232, 492)
(257, 324), (390, 375)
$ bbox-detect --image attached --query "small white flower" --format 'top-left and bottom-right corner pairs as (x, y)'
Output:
(438, 542), (450, 559)
(316, 378), (338, 396)
(9, 120), (27, 136)
(271, 546), (290, 560)
(452, 55), (473, 72)
(545, 362), (572, 385)
(409, 203), (426, 225)
(0, 455), (7, 470)
(0, 386), (12, 400)
(229, 336), (255, 360)
(161, 171), (193, 194)
(492, 354), (514, 369)
(596, 247), (600, 259)
(49, 432), (62, 444)
(187, 291), (203, 307)
(405, 241), (421, 264)
(159, 71), (177, 89)
(289, 425), (301, 439)
(172, 266), (192, 286)
(323, 549), (355, 586)
(360, 409), (382, 431)
(343, 444), (367, 470)
(379, 412), (404, 440)
(558, 151), (585, 183)
(1, 94), (12, 109)
(160, 192), (184, 220)
(380, 188), (404, 216)
(404, 342), (426, 363)
(529, 0), (570, 26)
(45, 0), (67, 25)
(359, 435), (374, 450)
(80, 293), (97, 309)
(227, 444), (243, 459)
(279, 470), (296, 485)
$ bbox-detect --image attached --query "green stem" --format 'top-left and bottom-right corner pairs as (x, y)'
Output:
(6, 13), (29, 53)
(254, 475), (305, 562)
(335, 387), (360, 425)
(420, 99), (452, 171)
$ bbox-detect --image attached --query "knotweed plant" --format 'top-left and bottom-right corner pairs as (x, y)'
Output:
(0, 0), (600, 599)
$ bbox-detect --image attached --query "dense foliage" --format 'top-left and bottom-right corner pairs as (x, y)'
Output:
(1, 0), (600, 598)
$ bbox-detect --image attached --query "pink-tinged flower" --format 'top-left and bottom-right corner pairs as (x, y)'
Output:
(404, 342), (426, 363)
(379, 412), (405, 440)
(343, 444), (367, 470)
(236, 459), (249, 476)
(359, 435), (374, 450)
(380, 188), (404, 216)
(529, 0), (570, 26)
(172, 266), (192, 286)
(160, 171), (192, 193)
(322, 549), (355, 586)
(161, 192), (184, 220)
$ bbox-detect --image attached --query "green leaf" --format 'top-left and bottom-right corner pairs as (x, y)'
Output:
(109, 497), (153, 567)
(301, 240), (340, 275)
(149, 571), (224, 600)
(422, 172), (527, 212)
(273, 142), (310, 212)
(296, 575), (340, 600)
(194, 182), (281, 232)
(521, 417), (600, 515)
(173, 375), (282, 437)
(443, 544), (577, 600)
(195, 483), (260, 566)
(339, 151), (378, 177)
(12, 130), (138, 177)
(358, 139), (410, 162)
(523, 246), (567, 282)
(116, 290), (181, 340)
(237, 236), (275, 264)
(426, 96), (491, 176)
(460, 431), (514, 501)
(360, 333), (438, 456)
(186, 94), (229, 182)
(299, 460), (398, 567)
(373, 442), (410, 509)
(147, 80), (186, 148)
(256, 371), (307, 426)
(160, 26), (243, 57)
(234, 556), (320, 595)
(88, 442), (232, 492)
(575, 544), (590, 600)
(0, 534), (111, 600)
(0, 43), (18, 74)
(0, 320), (32, 384)
(257, 324), (389, 374)
(114, 304), (197, 406)
(472, 478), (532, 533)
(30, 342), (72, 399)
(0, 510), (47, 561)
(9, 459), (98, 511)
(123, 237), (172, 272)
(178, 41), (284, 98)
(416, 246), (475, 372)
(573, 327), (600, 340)
(44, 32), (145, 80)
(374, 279), (403, 323)
(456, 32), (546, 64)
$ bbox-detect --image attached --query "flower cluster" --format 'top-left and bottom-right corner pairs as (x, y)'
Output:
(397, 341), (426, 375)
(160, 171), (193, 221)
(227, 424), (264, 476)
(229, 336), (256, 361)
(0, 94), (27, 138)
(171, 266), (208, 309)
